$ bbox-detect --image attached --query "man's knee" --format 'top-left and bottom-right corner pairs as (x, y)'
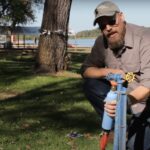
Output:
(83, 78), (110, 98)
(83, 78), (111, 115)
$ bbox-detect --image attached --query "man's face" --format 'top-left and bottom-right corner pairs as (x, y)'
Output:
(98, 13), (126, 50)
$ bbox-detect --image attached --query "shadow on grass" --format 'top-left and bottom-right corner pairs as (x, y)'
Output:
(0, 78), (100, 137)
(0, 59), (35, 86)
(0, 51), (101, 142)
(68, 52), (88, 74)
(0, 51), (88, 85)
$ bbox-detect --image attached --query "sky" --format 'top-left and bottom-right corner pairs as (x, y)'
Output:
(28, 0), (150, 33)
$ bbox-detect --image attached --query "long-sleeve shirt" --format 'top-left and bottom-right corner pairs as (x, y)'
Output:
(81, 23), (150, 93)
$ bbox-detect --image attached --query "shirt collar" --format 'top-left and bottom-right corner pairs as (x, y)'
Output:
(124, 23), (134, 49)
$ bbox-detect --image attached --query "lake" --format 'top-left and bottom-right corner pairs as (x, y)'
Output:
(68, 38), (96, 47)
(23, 38), (96, 47)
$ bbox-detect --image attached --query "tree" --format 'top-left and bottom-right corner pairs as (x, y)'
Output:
(0, 0), (43, 48)
(0, 0), (43, 29)
(36, 0), (72, 73)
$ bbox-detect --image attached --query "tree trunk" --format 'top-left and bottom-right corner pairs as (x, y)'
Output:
(36, 0), (72, 73)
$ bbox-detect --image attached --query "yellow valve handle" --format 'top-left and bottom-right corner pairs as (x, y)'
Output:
(125, 72), (135, 83)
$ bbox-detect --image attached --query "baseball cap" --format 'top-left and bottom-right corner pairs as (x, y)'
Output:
(93, 1), (120, 26)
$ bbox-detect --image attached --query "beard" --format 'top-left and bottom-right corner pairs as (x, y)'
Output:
(108, 36), (124, 50)
(106, 24), (126, 51)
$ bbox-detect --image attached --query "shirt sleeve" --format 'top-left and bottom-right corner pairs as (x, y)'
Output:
(80, 36), (105, 76)
(139, 30), (150, 89)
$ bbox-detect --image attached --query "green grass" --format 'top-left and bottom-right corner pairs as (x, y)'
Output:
(0, 50), (113, 150)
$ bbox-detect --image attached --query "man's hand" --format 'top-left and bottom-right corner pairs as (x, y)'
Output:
(83, 67), (125, 78)
(109, 69), (125, 78)
(104, 100), (117, 117)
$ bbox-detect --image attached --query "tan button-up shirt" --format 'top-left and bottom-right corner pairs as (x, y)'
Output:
(81, 23), (150, 92)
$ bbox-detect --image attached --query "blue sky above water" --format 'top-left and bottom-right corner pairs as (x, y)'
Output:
(28, 0), (150, 33)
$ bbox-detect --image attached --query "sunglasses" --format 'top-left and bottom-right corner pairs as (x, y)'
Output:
(98, 14), (118, 30)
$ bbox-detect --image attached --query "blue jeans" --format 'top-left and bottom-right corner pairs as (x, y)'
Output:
(83, 78), (150, 150)
(83, 78), (111, 117)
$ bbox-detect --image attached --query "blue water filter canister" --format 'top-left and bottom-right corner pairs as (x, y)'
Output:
(102, 86), (117, 131)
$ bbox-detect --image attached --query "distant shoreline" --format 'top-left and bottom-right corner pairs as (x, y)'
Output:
(69, 36), (96, 39)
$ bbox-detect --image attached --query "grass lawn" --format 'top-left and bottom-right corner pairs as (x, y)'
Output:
(0, 49), (113, 150)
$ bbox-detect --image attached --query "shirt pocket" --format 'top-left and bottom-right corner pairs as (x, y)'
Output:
(122, 63), (140, 73)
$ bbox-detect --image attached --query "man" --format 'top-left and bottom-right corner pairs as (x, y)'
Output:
(81, 1), (150, 150)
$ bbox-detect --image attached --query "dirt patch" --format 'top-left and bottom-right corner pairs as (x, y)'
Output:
(54, 71), (82, 78)
(0, 92), (19, 100)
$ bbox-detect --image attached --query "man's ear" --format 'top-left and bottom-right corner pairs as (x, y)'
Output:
(120, 12), (125, 21)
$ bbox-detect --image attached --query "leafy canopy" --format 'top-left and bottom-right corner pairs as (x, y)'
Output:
(0, 0), (44, 29)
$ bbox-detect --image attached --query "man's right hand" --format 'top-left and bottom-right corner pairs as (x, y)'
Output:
(104, 100), (117, 117)
(109, 68), (125, 78)
(83, 67), (125, 79)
